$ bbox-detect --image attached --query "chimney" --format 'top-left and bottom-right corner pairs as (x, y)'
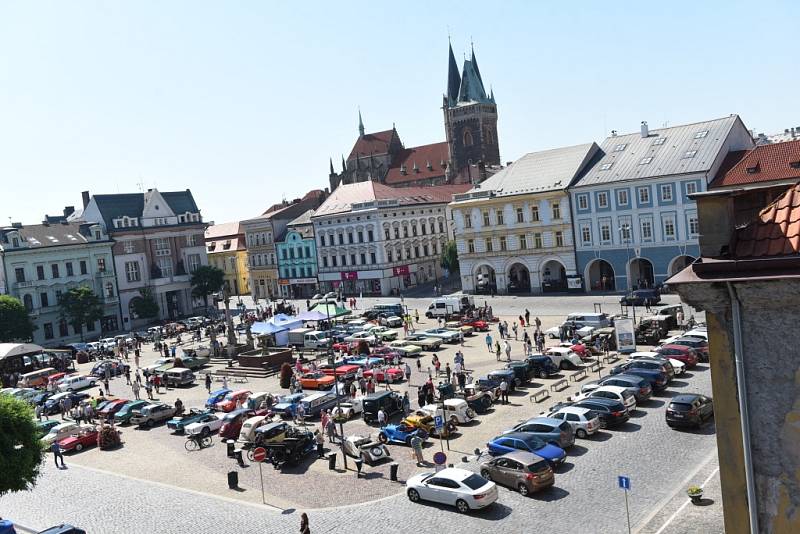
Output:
(640, 121), (649, 138)
(611, 130), (618, 137)
(11, 222), (22, 228)
(81, 191), (90, 209)
(63, 206), (75, 218)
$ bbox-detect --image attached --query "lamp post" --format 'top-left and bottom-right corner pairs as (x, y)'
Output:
(618, 224), (635, 323)
(324, 300), (348, 470)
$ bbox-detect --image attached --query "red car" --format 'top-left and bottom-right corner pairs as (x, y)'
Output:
(215, 390), (252, 412)
(97, 399), (130, 419)
(461, 318), (489, 332)
(58, 426), (99, 452)
(218, 408), (255, 439)
(364, 367), (404, 383)
(317, 363), (360, 379)
(570, 343), (592, 361)
(656, 345), (698, 368)
(332, 341), (359, 355)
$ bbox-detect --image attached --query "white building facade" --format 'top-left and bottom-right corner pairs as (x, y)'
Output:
(451, 144), (599, 294)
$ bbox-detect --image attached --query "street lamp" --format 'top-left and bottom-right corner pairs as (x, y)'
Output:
(618, 224), (636, 323)
(323, 300), (348, 470)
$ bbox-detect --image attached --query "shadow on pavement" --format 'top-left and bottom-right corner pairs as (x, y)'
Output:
(644, 399), (665, 407)
(611, 422), (642, 433)
(629, 410), (646, 419)
(587, 431), (613, 442)
(557, 462), (575, 474)
(567, 444), (588, 457)
(411, 499), (513, 520)
(531, 486), (570, 502)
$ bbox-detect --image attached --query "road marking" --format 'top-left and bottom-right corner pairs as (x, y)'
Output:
(651, 465), (720, 534)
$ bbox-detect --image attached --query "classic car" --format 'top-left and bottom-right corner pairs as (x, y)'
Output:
(423, 328), (461, 343)
(343, 434), (391, 465)
(445, 321), (474, 336)
(166, 408), (215, 434)
(57, 425), (100, 452)
(113, 400), (150, 424)
(96, 399), (130, 419)
(343, 332), (378, 345)
(36, 419), (61, 436)
(402, 413), (456, 438)
(130, 403), (177, 428)
(461, 318), (489, 332)
(298, 371), (336, 390)
(331, 397), (365, 422)
(260, 426), (315, 468)
(402, 334), (443, 351)
(270, 393), (306, 418)
(387, 340), (423, 357)
(378, 423), (428, 445)
(419, 399), (476, 425)
(363, 366), (404, 383)
(185, 413), (223, 437)
(316, 363), (360, 379)
(366, 326), (399, 342)
(205, 388), (231, 409)
(215, 389), (253, 412)
(41, 422), (81, 445)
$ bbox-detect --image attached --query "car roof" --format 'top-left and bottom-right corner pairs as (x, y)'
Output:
(498, 450), (546, 464)
(671, 394), (703, 403)
(364, 391), (395, 400)
(604, 374), (646, 385)
(500, 432), (540, 441)
(524, 416), (563, 426)
(594, 385), (627, 394)
(436, 467), (474, 480)
(555, 406), (594, 416)
(257, 421), (287, 432)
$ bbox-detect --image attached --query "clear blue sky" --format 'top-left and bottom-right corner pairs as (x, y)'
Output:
(2, 1), (798, 225)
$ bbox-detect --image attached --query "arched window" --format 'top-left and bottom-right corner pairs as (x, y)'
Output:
(23, 294), (33, 311)
(463, 129), (473, 147)
(484, 128), (494, 145)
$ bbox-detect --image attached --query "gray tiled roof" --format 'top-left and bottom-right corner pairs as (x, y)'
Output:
(572, 115), (741, 188)
(0, 222), (101, 250)
(462, 143), (599, 198)
(287, 209), (315, 228)
(92, 190), (198, 229)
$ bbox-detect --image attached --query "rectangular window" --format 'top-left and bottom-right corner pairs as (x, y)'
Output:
(332, 256), (338, 267)
(403, 227), (409, 238)
(467, 239), (475, 253)
(552, 202), (561, 220)
(350, 254), (356, 265)
(639, 157), (653, 165)
(694, 130), (708, 139)
(338, 234), (344, 245)
(368, 230), (374, 241)
(322, 257), (329, 268)
(154, 238), (170, 253)
(577, 195), (588, 210)
(485, 239), (493, 252)
(387, 250), (393, 262)
(499, 236), (507, 251)
(15, 267), (25, 283)
(516, 207), (524, 223)
(414, 246), (420, 258)
(360, 253), (366, 264)
(641, 219), (653, 240)
(37, 265), (45, 280)
(534, 233), (542, 249)
(44, 323), (54, 340)
(661, 184), (673, 201)
(188, 254), (201, 273)
(421, 224), (427, 236)
(320, 235), (326, 247)
(519, 235), (527, 250)
(581, 225), (591, 245)
(51, 264), (59, 278)
(600, 223), (611, 243)
(125, 261), (141, 283)
(97, 257), (106, 272)
(689, 216), (699, 236)
(341, 255), (347, 266)
(620, 223), (632, 240)
(86, 320), (95, 332)
(66, 262), (74, 276)
(482, 211), (490, 226)
(465, 214), (472, 228)
(58, 320), (68, 337)
(394, 228), (400, 239)
(685, 182), (697, 195)
(348, 233), (354, 244)
(597, 192), (609, 208)
(617, 189), (629, 206)
(370, 252), (376, 264)
(40, 292), (49, 308)
(186, 234), (197, 246)
(555, 231), (564, 247)
(638, 187), (650, 204)
(663, 217), (676, 239)
(613, 143), (627, 152)
(496, 210), (504, 225)
(653, 137), (667, 146)
(439, 221), (445, 233)
(600, 163), (613, 171)
(531, 206), (540, 221)
(683, 150), (697, 159)
(80, 261), (87, 275)
(158, 257), (173, 277)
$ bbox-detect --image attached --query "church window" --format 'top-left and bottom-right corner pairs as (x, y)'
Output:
(463, 129), (474, 147)
(484, 128), (494, 145)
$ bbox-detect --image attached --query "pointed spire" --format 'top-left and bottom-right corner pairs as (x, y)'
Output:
(341, 155), (347, 173)
(358, 109), (365, 138)
(489, 86), (495, 103)
(471, 41), (485, 88)
(446, 40), (461, 107)
(329, 157), (335, 176)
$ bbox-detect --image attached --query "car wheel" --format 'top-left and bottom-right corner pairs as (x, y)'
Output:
(378, 433), (388, 444)
(560, 361), (568, 370)
(480, 470), (492, 481)
(514, 378), (521, 387)
(75, 443), (83, 452)
(449, 415), (459, 426)
(455, 499), (470, 513)
(201, 427), (211, 438)
(146, 419), (155, 428)
(407, 488), (420, 502)
(371, 447), (384, 458)
(518, 483), (530, 496)
(538, 370), (548, 380)
(576, 429), (587, 439)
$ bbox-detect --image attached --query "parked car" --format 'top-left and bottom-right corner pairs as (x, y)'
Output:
(650, 304), (684, 329)
(574, 385), (637, 411)
(363, 391), (403, 424)
(480, 450), (555, 495)
(402, 334), (443, 351)
(219, 408), (256, 439)
(270, 393), (306, 418)
(343, 434), (391, 465)
(366, 326), (399, 342)
(423, 328), (461, 344)
(43, 392), (90, 415)
(215, 390), (253, 412)
(620, 288), (661, 306)
(387, 340), (423, 357)
(406, 468), (498, 513)
(461, 318), (489, 332)
(547, 406), (601, 438)
(655, 344), (699, 368)
(487, 369), (517, 392)
(503, 417), (575, 448)
(612, 360), (673, 382)
(445, 321), (473, 336)
(526, 355), (560, 379)
(666, 394), (714, 429)
(544, 347), (584, 370)
(630, 352), (685, 376)
(205, 388), (231, 409)
(486, 432), (567, 468)
(58, 375), (97, 393)
(57, 425), (100, 452)
(344, 331), (377, 345)
(166, 408), (215, 434)
(113, 400), (150, 424)
(667, 337), (709, 363)
(572, 398), (630, 428)
(41, 422), (80, 444)
(363, 366), (404, 383)
(378, 423), (428, 445)
(586, 374), (653, 402)
(142, 358), (174, 374)
(96, 399), (130, 419)
(90, 360), (129, 378)
(130, 403), (177, 428)
(403, 413), (456, 438)
(419, 398), (476, 425)
(36, 419), (61, 436)
(610, 367), (669, 391)
(377, 314), (404, 328)
(185, 413), (224, 437)
(506, 361), (535, 387)
(331, 397), (364, 422)
(162, 367), (196, 388)
(298, 371), (336, 390)
(238, 415), (271, 444)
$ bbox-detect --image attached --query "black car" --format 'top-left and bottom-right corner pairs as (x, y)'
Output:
(362, 391), (403, 424)
(609, 366), (669, 391)
(573, 398), (630, 428)
(666, 394), (713, 429)
(487, 369), (517, 392)
(620, 289), (661, 307)
(90, 360), (130, 378)
(526, 356), (560, 379)
(506, 362), (535, 387)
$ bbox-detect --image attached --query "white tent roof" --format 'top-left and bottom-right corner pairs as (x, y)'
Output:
(0, 343), (44, 360)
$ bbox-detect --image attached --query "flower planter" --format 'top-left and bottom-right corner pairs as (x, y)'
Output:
(687, 489), (704, 504)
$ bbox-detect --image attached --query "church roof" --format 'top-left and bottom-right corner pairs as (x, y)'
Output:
(457, 59), (490, 104)
(446, 42), (462, 106)
(348, 129), (397, 160)
(384, 142), (450, 185)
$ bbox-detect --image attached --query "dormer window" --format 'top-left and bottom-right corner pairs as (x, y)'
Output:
(12, 237), (19, 247)
(746, 164), (760, 174)
(94, 229), (101, 240)
(790, 161), (800, 169)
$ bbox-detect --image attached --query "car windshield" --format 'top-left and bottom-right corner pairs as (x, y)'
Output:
(461, 474), (488, 490)
(527, 460), (550, 472)
(522, 435), (546, 449)
(669, 402), (692, 412)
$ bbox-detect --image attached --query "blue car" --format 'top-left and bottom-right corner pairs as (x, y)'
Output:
(378, 423), (428, 446)
(486, 431), (567, 468)
(345, 356), (384, 367)
(167, 408), (215, 433)
(271, 393), (306, 418)
(205, 388), (231, 409)
(486, 369), (517, 391)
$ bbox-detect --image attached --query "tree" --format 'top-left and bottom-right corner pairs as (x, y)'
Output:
(190, 266), (225, 308)
(58, 286), (103, 341)
(440, 240), (459, 274)
(131, 287), (159, 320)
(0, 295), (34, 343)
(0, 395), (44, 496)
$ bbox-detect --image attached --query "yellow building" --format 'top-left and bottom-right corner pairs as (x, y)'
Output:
(205, 222), (250, 296)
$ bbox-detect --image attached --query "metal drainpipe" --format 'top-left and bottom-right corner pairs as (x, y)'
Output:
(726, 281), (759, 534)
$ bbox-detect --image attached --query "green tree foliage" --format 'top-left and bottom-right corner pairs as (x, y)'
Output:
(190, 265), (225, 308)
(440, 240), (459, 273)
(0, 395), (44, 496)
(131, 287), (160, 319)
(58, 286), (103, 341)
(0, 295), (34, 342)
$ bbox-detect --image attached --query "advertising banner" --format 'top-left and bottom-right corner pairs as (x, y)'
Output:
(392, 265), (410, 276)
(614, 317), (636, 353)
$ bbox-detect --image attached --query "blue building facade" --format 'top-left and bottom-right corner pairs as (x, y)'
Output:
(276, 210), (318, 298)
(569, 116), (754, 292)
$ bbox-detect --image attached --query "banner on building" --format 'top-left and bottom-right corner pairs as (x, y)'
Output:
(341, 271), (359, 281)
(392, 265), (410, 276)
(614, 317), (636, 354)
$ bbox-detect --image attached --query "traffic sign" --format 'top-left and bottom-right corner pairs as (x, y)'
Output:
(253, 447), (267, 463)
(433, 451), (447, 465)
(618, 475), (630, 490)
(434, 415), (444, 430)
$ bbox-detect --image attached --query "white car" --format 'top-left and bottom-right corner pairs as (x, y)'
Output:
(344, 331), (377, 345)
(332, 397), (365, 421)
(379, 315), (404, 328)
(573, 385), (637, 411)
(41, 422), (81, 444)
(343, 434), (391, 465)
(548, 406), (601, 438)
(143, 357), (174, 373)
(185, 414), (223, 437)
(544, 347), (584, 370)
(630, 352), (685, 376)
(99, 337), (117, 351)
(406, 467), (498, 513)
(58, 375), (97, 393)
(367, 326), (398, 341)
(544, 326), (560, 339)
(419, 399), (476, 425)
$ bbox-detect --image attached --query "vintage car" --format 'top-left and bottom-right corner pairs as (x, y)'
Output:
(113, 400), (150, 424)
(445, 321), (474, 336)
(130, 403), (177, 428)
(36, 419), (61, 437)
(403, 413), (456, 438)
(419, 399), (476, 425)
(331, 397), (365, 422)
(205, 388), (231, 409)
(461, 318), (489, 332)
(185, 413), (223, 437)
(363, 366), (404, 383)
(298, 371), (336, 390)
(450, 384), (493, 413)
(177, 355), (210, 371)
(402, 334), (443, 351)
(270, 393), (306, 418)
(376, 314), (404, 328)
(41, 422), (81, 445)
(423, 328), (461, 344)
(57, 425), (100, 452)
(316, 363), (360, 379)
(252, 421), (290, 447)
(96, 399), (130, 419)
(343, 434), (391, 465)
(366, 326), (399, 342)
(237, 415), (272, 445)
(166, 408), (215, 434)
(377, 423), (428, 445)
(260, 426), (315, 468)
(387, 340), (423, 357)
(215, 390), (253, 412)
(343, 332), (378, 345)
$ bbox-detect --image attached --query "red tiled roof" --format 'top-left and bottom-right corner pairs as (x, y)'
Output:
(314, 181), (471, 217)
(384, 142), (450, 185)
(711, 140), (800, 188)
(734, 182), (800, 258)
(347, 130), (396, 160)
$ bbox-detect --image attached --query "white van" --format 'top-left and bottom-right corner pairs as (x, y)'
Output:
(564, 313), (610, 330)
(288, 328), (314, 347)
(425, 296), (475, 319)
(304, 331), (330, 349)
(58, 374), (97, 392)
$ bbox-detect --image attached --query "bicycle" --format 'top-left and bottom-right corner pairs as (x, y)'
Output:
(184, 434), (212, 452)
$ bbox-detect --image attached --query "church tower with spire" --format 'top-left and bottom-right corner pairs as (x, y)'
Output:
(443, 41), (500, 183)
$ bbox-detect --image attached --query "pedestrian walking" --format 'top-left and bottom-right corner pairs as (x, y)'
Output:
(402, 392), (410, 416)
(414, 309), (419, 323)
(295, 402), (306, 426)
(103, 378), (110, 395)
(495, 341), (501, 361)
(222, 375), (229, 390)
(519, 315), (525, 328)
(326, 417), (337, 443)
(315, 429), (325, 459)
(410, 434), (424, 466)
(535, 316), (541, 330)
(35, 403), (42, 421)
(504, 340), (512, 361)
(300, 513), (310, 534)
(404, 362), (412, 380)
(499, 379), (509, 404)
(459, 331), (464, 346)
(512, 322), (518, 340)
(377, 408), (386, 427)
(415, 358), (421, 372)
(145, 381), (153, 400)
(485, 333), (493, 353)
(445, 363), (452, 383)
(51, 441), (66, 469)
(125, 367), (131, 385)
(131, 381), (140, 400)
(525, 309), (531, 326)
(205, 373), (212, 393)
